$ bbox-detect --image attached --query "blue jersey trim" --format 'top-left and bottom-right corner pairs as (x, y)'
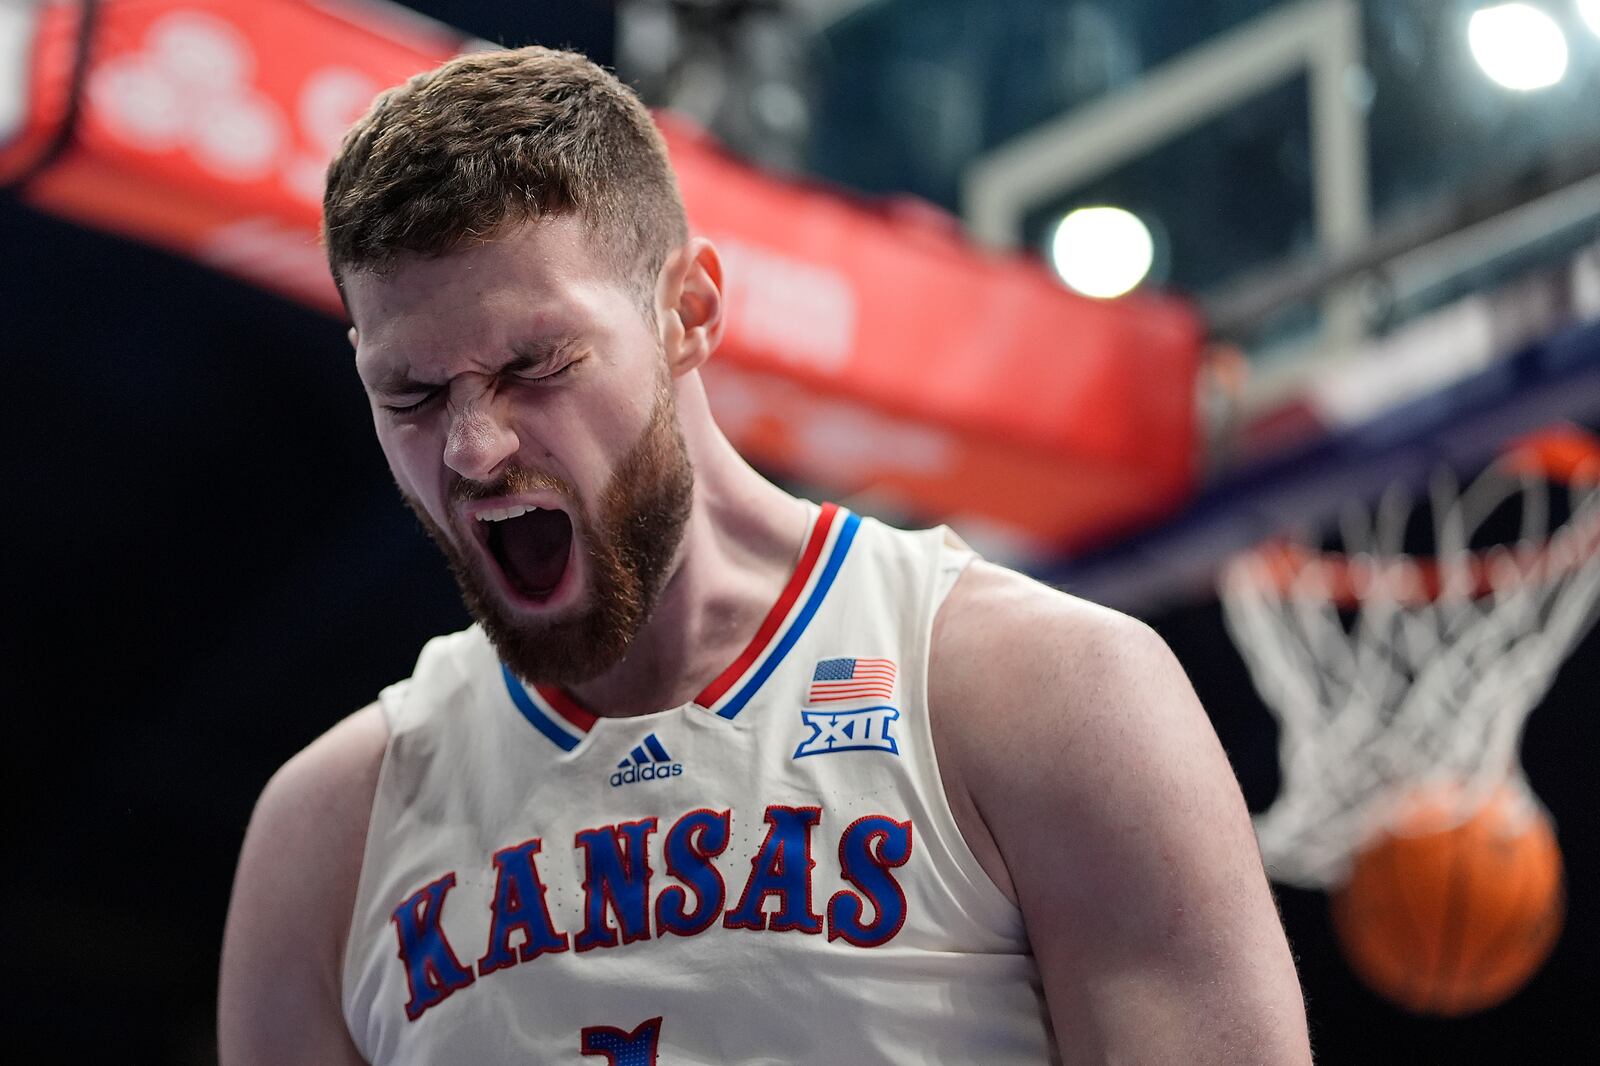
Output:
(717, 510), (862, 721)
(500, 664), (580, 752)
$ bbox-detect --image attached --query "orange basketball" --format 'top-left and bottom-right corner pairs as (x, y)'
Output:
(1330, 784), (1565, 1016)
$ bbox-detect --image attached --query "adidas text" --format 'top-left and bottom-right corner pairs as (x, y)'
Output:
(610, 762), (685, 787)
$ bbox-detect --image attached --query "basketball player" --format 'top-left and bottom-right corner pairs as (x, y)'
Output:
(219, 47), (1312, 1065)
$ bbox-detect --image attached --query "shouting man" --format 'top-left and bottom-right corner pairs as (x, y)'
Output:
(219, 46), (1311, 1066)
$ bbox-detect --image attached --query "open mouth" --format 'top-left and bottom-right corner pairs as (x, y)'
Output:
(477, 505), (575, 603)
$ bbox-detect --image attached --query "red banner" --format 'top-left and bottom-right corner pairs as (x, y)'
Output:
(3, 0), (1203, 552)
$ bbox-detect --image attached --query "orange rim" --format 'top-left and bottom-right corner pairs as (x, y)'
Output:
(1240, 426), (1600, 608)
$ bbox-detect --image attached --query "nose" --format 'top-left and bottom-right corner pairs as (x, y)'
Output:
(443, 391), (520, 482)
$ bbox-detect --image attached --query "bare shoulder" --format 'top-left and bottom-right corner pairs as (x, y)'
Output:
(218, 703), (389, 1066)
(931, 556), (1160, 705)
(929, 559), (1190, 822)
(929, 560), (1311, 1064)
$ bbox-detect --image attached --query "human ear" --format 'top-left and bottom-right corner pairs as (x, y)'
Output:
(657, 238), (725, 375)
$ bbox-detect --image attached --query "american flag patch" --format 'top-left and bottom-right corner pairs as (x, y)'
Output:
(807, 657), (896, 703)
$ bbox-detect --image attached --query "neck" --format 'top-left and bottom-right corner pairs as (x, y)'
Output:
(564, 373), (808, 718)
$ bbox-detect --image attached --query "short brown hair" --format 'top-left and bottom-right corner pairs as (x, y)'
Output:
(322, 46), (688, 299)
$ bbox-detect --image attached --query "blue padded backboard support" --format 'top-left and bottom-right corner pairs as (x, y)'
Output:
(1046, 316), (1600, 612)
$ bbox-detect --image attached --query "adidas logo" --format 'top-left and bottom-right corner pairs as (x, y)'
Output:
(609, 732), (684, 787)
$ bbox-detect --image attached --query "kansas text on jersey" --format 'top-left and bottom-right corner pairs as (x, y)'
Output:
(392, 802), (914, 1021)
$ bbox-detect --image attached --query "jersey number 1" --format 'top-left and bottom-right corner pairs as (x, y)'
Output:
(580, 1016), (662, 1065)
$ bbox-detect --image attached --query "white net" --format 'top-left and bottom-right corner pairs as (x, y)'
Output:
(1219, 448), (1600, 889)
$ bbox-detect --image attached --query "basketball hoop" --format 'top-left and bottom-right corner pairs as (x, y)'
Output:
(1219, 428), (1600, 889)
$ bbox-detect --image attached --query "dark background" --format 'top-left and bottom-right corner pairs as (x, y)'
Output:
(5, 2), (1595, 1063)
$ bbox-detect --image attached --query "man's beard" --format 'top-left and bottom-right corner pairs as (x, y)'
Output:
(406, 378), (694, 687)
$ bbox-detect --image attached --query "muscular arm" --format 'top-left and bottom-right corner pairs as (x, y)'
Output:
(931, 562), (1311, 1065)
(218, 704), (388, 1066)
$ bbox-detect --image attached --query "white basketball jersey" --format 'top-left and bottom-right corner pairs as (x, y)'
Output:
(342, 503), (1058, 1064)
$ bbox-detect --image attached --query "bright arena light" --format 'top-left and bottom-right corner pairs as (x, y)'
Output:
(1579, 0), (1600, 37)
(1048, 206), (1154, 299)
(1468, 4), (1568, 91)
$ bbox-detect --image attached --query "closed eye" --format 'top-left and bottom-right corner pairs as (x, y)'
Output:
(381, 389), (442, 414)
(514, 359), (580, 384)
